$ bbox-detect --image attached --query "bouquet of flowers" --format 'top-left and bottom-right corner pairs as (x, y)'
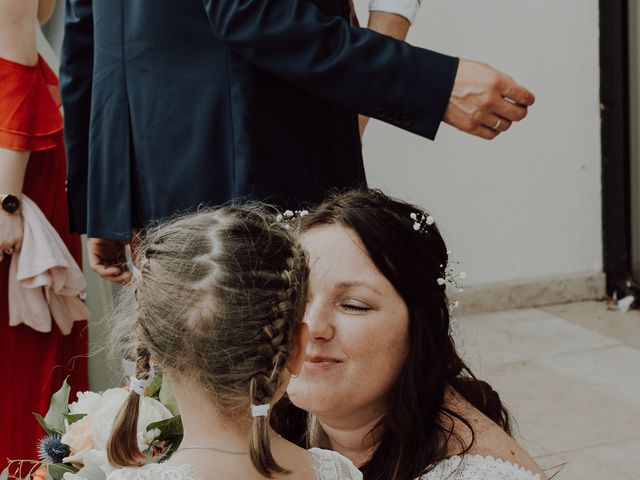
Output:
(1, 378), (183, 480)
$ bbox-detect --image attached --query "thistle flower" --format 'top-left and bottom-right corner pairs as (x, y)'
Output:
(37, 434), (70, 464)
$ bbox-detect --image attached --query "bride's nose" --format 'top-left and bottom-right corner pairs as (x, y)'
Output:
(304, 300), (334, 342)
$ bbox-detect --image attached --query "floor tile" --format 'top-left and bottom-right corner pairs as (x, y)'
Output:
(455, 308), (618, 373)
(583, 437), (640, 478)
(536, 449), (636, 480)
(542, 301), (640, 350)
(535, 345), (640, 407)
(477, 358), (640, 455)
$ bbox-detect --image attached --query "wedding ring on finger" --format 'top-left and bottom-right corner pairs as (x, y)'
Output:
(491, 119), (502, 131)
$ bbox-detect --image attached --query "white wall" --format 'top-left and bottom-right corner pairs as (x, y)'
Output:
(356, 0), (602, 287)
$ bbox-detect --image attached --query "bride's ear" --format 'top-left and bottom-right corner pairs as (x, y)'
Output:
(287, 323), (309, 377)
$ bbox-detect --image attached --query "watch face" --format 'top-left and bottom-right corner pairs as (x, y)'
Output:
(2, 195), (20, 214)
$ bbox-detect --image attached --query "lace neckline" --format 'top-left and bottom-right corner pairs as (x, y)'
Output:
(423, 453), (541, 480)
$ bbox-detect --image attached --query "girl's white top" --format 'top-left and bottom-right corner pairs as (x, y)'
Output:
(106, 447), (362, 480)
(418, 454), (542, 480)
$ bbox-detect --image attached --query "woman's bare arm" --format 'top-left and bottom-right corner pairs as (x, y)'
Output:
(0, 0), (38, 64)
(38, 0), (56, 25)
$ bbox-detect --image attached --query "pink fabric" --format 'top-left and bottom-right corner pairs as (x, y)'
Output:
(8, 195), (90, 334)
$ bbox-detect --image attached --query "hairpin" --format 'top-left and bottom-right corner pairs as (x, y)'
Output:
(276, 209), (309, 229)
(410, 212), (434, 234)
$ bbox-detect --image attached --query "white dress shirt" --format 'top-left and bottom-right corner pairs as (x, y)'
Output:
(368, 0), (421, 24)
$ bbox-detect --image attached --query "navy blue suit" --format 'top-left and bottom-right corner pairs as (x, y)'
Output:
(61, 0), (458, 239)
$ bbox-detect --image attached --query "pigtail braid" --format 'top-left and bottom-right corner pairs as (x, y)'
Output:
(107, 345), (152, 467)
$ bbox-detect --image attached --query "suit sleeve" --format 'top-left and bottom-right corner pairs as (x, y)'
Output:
(60, 0), (94, 234)
(202, 0), (458, 140)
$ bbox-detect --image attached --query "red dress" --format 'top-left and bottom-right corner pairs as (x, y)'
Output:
(0, 56), (88, 469)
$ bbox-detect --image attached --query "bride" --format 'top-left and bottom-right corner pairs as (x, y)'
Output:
(286, 189), (548, 480)
(105, 206), (361, 479)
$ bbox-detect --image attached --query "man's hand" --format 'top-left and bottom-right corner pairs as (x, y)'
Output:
(443, 59), (535, 140)
(87, 237), (131, 284)
(0, 212), (23, 263)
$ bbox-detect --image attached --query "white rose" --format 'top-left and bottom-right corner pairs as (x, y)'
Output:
(62, 416), (95, 465)
(82, 449), (115, 476)
(69, 391), (103, 416)
(91, 388), (172, 453)
(90, 389), (130, 451)
(62, 473), (89, 480)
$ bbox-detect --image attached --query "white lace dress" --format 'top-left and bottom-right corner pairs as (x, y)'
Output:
(106, 447), (362, 480)
(419, 454), (541, 480)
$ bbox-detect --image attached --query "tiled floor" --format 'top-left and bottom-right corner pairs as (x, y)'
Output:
(456, 300), (640, 480)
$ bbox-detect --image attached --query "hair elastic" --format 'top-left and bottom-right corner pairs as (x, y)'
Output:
(129, 376), (152, 396)
(251, 403), (271, 417)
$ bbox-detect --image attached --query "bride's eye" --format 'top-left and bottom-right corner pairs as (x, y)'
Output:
(341, 300), (371, 312)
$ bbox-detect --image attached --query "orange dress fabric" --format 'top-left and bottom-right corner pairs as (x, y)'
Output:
(0, 55), (88, 469)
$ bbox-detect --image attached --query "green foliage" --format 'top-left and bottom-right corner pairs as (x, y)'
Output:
(63, 413), (87, 426)
(33, 413), (59, 436)
(43, 380), (71, 433)
(159, 377), (179, 416)
(47, 463), (78, 480)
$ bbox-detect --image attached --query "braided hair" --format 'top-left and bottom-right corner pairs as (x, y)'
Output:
(107, 205), (308, 477)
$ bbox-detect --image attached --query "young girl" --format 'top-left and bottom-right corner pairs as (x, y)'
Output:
(106, 205), (362, 480)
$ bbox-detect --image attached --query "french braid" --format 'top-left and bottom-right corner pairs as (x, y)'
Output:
(107, 205), (308, 477)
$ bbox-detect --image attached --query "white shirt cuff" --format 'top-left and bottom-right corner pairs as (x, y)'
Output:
(368, 0), (421, 25)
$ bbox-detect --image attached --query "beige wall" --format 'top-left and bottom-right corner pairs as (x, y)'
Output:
(357, 0), (602, 287)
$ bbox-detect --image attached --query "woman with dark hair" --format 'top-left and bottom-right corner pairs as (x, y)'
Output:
(286, 189), (547, 480)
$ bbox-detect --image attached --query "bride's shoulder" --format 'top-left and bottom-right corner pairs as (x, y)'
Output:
(106, 463), (198, 480)
(308, 447), (363, 480)
(418, 454), (543, 480)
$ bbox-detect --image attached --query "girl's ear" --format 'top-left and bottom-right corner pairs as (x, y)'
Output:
(286, 323), (309, 376)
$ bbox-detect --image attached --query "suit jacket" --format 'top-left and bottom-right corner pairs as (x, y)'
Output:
(61, 0), (458, 239)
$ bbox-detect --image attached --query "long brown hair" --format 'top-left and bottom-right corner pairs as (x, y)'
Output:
(296, 189), (511, 480)
(107, 205), (308, 477)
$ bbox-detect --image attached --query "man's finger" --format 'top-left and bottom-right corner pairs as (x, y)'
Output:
(104, 270), (131, 285)
(473, 125), (500, 140)
(493, 100), (528, 123)
(502, 80), (535, 107)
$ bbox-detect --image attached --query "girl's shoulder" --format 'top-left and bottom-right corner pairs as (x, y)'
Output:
(106, 463), (199, 480)
(308, 447), (363, 480)
(418, 454), (542, 480)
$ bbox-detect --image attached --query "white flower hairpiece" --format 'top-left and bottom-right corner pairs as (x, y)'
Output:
(408, 213), (465, 314)
(276, 209), (309, 228)
(410, 212), (434, 233)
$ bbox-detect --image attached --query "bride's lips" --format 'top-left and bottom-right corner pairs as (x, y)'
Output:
(304, 355), (344, 369)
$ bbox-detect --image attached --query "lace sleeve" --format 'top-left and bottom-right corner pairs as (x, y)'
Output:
(309, 447), (363, 480)
(106, 463), (198, 480)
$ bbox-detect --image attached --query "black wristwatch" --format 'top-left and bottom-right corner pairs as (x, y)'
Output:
(0, 194), (21, 214)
